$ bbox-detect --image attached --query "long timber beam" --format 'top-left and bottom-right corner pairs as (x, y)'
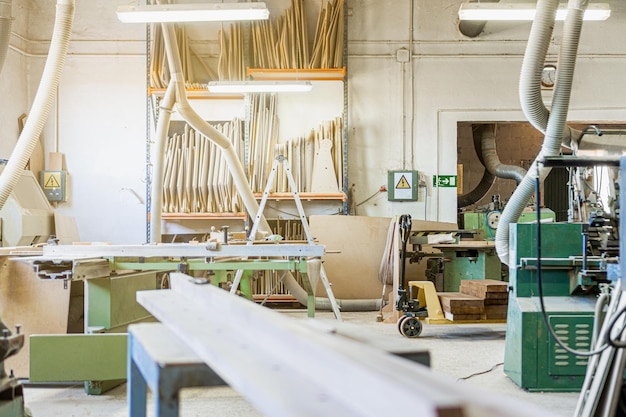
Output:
(136, 273), (561, 417)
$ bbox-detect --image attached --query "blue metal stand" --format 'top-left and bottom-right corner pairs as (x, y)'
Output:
(128, 323), (226, 417)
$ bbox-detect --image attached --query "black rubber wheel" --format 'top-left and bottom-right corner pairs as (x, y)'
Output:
(399, 316), (422, 338)
(397, 315), (409, 335)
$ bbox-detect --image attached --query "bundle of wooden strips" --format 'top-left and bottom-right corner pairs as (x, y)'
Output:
(309, 0), (344, 69)
(248, 93), (279, 192)
(249, 115), (343, 194)
(250, 0), (309, 69)
(217, 23), (246, 81)
(150, 25), (200, 88)
(162, 120), (245, 213)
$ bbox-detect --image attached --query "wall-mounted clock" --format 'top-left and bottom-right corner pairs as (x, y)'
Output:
(541, 64), (557, 88)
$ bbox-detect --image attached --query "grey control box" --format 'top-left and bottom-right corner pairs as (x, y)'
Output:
(40, 170), (66, 202)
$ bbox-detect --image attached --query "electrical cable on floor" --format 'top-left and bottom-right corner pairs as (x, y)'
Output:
(456, 362), (503, 382)
(534, 165), (610, 357)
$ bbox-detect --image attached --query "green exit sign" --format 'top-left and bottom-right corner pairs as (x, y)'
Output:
(433, 175), (457, 188)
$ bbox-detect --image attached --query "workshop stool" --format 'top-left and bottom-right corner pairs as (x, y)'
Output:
(128, 323), (226, 417)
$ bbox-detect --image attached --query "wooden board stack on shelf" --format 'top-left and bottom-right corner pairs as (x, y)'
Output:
(459, 279), (509, 320)
(162, 121), (245, 214)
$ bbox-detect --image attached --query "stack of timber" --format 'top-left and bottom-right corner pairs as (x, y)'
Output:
(459, 279), (509, 320)
(162, 121), (245, 214)
(438, 292), (484, 321)
(249, 0), (344, 71)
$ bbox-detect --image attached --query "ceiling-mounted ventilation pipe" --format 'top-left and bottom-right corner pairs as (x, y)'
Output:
(160, 23), (380, 311)
(458, 0), (500, 38)
(496, 0), (587, 266)
(0, 0), (11, 75)
(0, 0), (74, 212)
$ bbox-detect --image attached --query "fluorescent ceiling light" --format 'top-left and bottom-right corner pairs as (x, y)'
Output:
(458, 3), (611, 21)
(207, 80), (313, 93)
(117, 3), (270, 23)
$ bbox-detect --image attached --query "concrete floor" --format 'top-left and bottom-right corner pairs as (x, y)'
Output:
(22, 310), (581, 417)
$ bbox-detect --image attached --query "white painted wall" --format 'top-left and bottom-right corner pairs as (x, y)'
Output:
(3, 0), (626, 243)
(348, 0), (626, 223)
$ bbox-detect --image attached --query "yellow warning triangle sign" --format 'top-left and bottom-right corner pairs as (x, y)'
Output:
(45, 174), (61, 188)
(396, 175), (411, 189)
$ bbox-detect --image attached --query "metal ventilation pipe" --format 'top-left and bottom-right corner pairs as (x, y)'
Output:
(0, 0), (74, 212)
(496, 0), (588, 266)
(480, 126), (527, 184)
(458, 0), (500, 38)
(0, 0), (11, 75)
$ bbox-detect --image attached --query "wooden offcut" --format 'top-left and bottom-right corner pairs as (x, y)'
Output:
(438, 292), (484, 315)
(460, 279), (509, 300)
(482, 304), (508, 320)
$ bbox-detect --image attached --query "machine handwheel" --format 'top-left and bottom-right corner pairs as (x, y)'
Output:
(399, 316), (422, 338)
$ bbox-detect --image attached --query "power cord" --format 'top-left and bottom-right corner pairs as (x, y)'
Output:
(534, 166), (609, 357)
(457, 362), (503, 382)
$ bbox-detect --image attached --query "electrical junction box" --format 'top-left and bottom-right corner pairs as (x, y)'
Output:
(387, 170), (418, 201)
(40, 170), (66, 202)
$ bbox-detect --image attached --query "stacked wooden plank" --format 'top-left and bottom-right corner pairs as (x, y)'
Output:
(162, 121), (245, 214)
(459, 279), (509, 320)
(250, 0), (309, 70)
(309, 0), (344, 69)
(438, 292), (484, 321)
(150, 25), (205, 88)
(249, 93), (343, 194)
(437, 279), (509, 321)
(218, 23), (245, 81)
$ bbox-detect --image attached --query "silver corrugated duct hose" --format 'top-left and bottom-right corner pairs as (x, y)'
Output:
(496, 0), (588, 266)
(0, 0), (74, 212)
(480, 126), (527, 184)
(0, 0), (11, 75)
(160, 23), (380, 311)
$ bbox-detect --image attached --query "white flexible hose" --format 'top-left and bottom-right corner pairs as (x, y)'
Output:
(496, 0), (586, 265)
(0, 0), (74, 212)
(149, 80), (177, 243)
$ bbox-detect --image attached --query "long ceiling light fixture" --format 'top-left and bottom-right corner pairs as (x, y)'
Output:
(207, 80), (313, 93)
(117, 2), (270, 23)
(458, 3), (611, 21)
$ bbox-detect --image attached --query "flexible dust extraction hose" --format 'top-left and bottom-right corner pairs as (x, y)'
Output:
(480, 126), (527, 184)
(149, 80), (176, 243)
(518, 0), (557, 135)
(0, 0), (11, 75)
(0, 0), (74, 212)
(496, 0), (587, 266)
(160, 23), (380, 311)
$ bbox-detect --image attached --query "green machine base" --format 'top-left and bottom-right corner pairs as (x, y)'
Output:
(30, 334), (127, 394)
(505, 222), (595, 391)
(504, 296), (595, 391)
